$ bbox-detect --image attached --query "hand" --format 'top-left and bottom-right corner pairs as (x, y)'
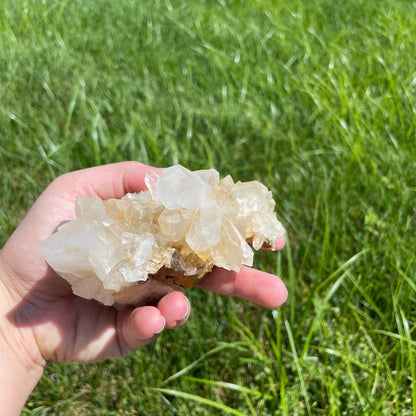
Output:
(0, 162), (287, 415)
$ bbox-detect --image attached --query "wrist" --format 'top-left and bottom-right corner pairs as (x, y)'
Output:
(0, 253), (45, 416)
(0, 339), (44, 416)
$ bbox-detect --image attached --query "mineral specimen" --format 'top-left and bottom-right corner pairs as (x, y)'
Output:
(39, 165), (285, 306)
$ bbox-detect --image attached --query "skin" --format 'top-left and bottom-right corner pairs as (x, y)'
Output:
(0, 162), (287, 416)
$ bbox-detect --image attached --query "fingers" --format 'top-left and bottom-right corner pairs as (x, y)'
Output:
(119, 262), (286, 357)
(197, 266), (288, 309)
(118, 291), (191, 355)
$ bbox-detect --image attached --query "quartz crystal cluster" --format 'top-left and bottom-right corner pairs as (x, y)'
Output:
(40, 165), (285, 306)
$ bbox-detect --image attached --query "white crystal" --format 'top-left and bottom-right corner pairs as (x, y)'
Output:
(186, 200), (222, 256)
(195, 168), (220, 186)
(39, 164), (285, 306)
(155, 165), (212, 210)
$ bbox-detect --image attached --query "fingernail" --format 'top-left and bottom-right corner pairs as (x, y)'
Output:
(155, 316), (166, 334)
(177, 298), (190, 323)
(282, 287), (288, 304)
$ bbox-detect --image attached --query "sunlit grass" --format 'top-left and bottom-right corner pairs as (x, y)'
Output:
(1, 0), (416, 414)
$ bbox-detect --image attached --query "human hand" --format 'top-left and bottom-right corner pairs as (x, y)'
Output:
(0, 162), (287, 414)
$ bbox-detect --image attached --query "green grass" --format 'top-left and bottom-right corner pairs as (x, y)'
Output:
(1, 0), (416, 414)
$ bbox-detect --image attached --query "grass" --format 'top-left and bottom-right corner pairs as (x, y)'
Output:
(1, 0), (416, 414)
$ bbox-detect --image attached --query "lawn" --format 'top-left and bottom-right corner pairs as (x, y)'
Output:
(1, 0), (416, 414)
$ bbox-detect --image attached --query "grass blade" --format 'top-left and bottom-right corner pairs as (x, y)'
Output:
(183, 376), (272, 400)
(149, 388), (249, 416)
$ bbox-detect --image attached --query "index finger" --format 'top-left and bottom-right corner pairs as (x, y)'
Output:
(197, 266), (288, 309)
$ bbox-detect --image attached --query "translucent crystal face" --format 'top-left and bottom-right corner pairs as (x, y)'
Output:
(39, 165), (285, 306)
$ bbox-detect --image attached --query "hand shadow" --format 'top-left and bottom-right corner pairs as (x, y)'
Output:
(6, 270), (129, 363)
